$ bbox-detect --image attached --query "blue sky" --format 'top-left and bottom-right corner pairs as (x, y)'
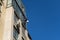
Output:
(22, 0), (60, 40)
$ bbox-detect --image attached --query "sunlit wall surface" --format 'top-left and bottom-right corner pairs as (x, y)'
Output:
(0, 0), (31, 40)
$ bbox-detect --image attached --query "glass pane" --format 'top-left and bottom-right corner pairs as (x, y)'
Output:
(13, 26), (19, 40)
(15, 0), (21, 7)
(12, 0), (25, 21)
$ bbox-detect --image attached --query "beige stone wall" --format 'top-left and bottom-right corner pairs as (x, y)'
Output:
(0, 1), (6, 40)
(0, 2), (14, 40)
(3, 7), (14, 40)
(25, 30), (31, 40)
(0, 0), (31, 40)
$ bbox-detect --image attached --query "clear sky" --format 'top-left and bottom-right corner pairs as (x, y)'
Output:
(22, 0), (60, 40)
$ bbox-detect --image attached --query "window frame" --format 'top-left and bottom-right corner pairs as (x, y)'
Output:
(13, 24), (20, 40)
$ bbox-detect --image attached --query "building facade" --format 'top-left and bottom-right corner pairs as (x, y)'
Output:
(0, 0), (31, 40)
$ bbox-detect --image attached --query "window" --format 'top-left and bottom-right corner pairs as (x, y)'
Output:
(22, 37), (24, 40)
(0, 5), (1, 13)
(22, 22), (26, 29)
(16, 23), (20, 34)
(0, 0), (3, 3)
(0, 0), (3, 13)
(13, 24), (20, 40)
(28, 33), (32, 40)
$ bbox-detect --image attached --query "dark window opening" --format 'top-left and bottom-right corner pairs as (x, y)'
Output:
(0, 5), (1, 13)
(14, 11), (20, 19)
(13, 25), (18, 40)
(0, 0), (2, 13)
(28, 33), (32, 40)
(22, 22), (26, 29)
(22, 37), (24, 40)
(13, 24), (20, 40)
(16, 23), (20, 34)
(0, 0), (3, 5)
